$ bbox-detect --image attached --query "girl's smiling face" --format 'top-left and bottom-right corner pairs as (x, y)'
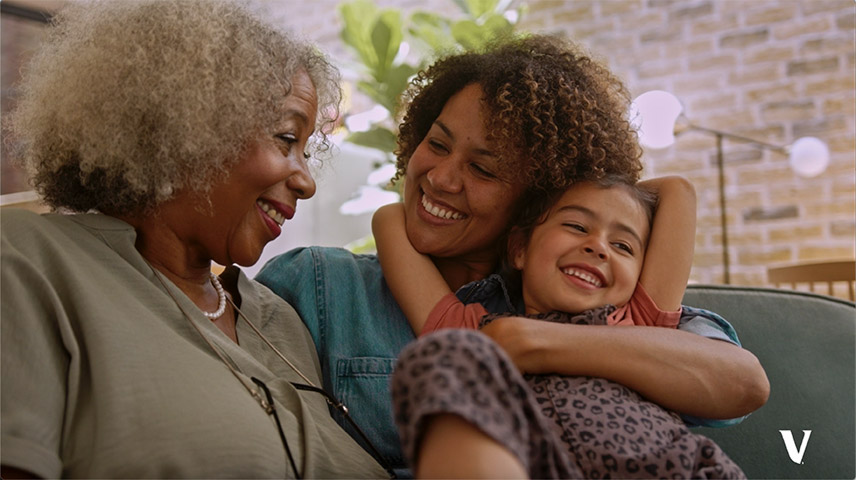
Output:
(513, 182), (650, 315)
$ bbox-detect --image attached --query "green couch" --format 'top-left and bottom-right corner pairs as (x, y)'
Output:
(683, 284), (855, 479)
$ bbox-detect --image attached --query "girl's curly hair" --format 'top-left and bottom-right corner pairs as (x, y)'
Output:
(509, 175), (659, 257)
(5, 0), (341, 214)
(502, 176), (659, 300)
(394, 34), (642, 192)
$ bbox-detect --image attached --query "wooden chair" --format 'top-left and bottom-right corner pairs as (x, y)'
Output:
(767, 260), (856, 301)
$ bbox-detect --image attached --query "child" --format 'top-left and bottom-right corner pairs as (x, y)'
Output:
(373, 176), (745, 478)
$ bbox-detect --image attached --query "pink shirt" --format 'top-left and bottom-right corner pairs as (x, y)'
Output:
(421, 283), (681, 336)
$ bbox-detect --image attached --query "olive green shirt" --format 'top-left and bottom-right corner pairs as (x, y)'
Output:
(1, 209), (387, 478)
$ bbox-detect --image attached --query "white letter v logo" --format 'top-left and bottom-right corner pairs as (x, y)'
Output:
(780, 430), (812, 464)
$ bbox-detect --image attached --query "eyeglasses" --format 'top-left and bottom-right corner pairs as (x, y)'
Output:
(251, 377), (397, 479)
(148, 265), (398, 479)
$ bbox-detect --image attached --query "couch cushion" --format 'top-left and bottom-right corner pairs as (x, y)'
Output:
(683, 285), (855, 479)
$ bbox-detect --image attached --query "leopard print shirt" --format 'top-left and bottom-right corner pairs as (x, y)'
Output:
(392, 307), (745, 478)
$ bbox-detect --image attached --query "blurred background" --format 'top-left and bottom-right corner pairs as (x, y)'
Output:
(2, 0), (854, 296)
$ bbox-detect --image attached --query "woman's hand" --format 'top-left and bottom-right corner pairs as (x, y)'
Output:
(479, 316), (550, 374)
(480, 316), (770, 420)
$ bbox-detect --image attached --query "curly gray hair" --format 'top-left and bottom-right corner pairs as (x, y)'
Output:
(6, 0), (341, 214)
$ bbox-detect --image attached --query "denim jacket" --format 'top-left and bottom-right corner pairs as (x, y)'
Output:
(256, 246), (744, 475)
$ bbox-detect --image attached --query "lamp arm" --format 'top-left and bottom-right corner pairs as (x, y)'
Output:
(683, 123), (789, 154)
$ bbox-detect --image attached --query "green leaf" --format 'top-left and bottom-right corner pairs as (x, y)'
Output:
(355, 61), (417, 114)
(357, 80), (396, 113)
(450, 14), (514, 50)
(462, 0), (499, 18)
(346, 127), (398, 153)
(382, 63), (419, 102)
(339, 1), (380, 69)
(409, 12), (455, 53)
(451, 19), (484, 50)
(369, 11), (404, 81)
(338, 0), (523, 156)
(411, 11), (445, 30)
(370, 20), (393, 79)
(482, 13), (514, 38)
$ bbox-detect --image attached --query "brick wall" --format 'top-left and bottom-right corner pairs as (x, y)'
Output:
(3, 0), (854, 292)
(517, 0), (855, 290)
(265, 0), (855, 291)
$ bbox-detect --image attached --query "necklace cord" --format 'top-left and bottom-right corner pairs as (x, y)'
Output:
(148, 266), (270, 409)
(148, 263), (395, 478)
(232, 297), (397, 478)
(290, 383), (396, 477)
(228, 297), (316, 387)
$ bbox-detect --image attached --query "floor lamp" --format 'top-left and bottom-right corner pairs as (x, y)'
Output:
(631, 90), (830, 284)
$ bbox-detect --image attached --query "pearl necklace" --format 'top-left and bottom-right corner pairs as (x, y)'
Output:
(146, 263), (396, 479)
(202, 272), (227, 320)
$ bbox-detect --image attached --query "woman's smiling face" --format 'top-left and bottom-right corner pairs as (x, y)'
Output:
(402, 83), (525, 265)
(160, 70), (318, 268)
(212, 70), (318, 266)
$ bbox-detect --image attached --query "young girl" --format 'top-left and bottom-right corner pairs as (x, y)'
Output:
(373, 176), (745, 478)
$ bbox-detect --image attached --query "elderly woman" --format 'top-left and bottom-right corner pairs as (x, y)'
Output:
(0, 1), (389, 478)
(256, 35), (769, 475)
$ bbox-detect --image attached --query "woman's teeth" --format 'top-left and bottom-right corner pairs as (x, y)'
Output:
(257, 200), (285, 226)
(562, 267), (603, 287)
(421, 194), (464, 220)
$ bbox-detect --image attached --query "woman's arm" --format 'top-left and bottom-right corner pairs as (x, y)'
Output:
(637, 175), (697, 311)
(372, 203), (453, 333)
(480, 316), (770, 419)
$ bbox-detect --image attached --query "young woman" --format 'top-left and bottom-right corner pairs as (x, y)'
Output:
(256, 35), (769, 475)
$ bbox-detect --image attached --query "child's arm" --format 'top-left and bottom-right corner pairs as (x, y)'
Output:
(637, 176), (697, 311)
(372, 203), (453, 333)
(478, 177), (768, 418)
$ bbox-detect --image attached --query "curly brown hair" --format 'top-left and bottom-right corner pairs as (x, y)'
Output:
(5, 0), (341, 215)
(394, 34), (642, 192)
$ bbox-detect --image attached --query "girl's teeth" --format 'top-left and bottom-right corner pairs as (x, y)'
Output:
(563, 268), (603, 287)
